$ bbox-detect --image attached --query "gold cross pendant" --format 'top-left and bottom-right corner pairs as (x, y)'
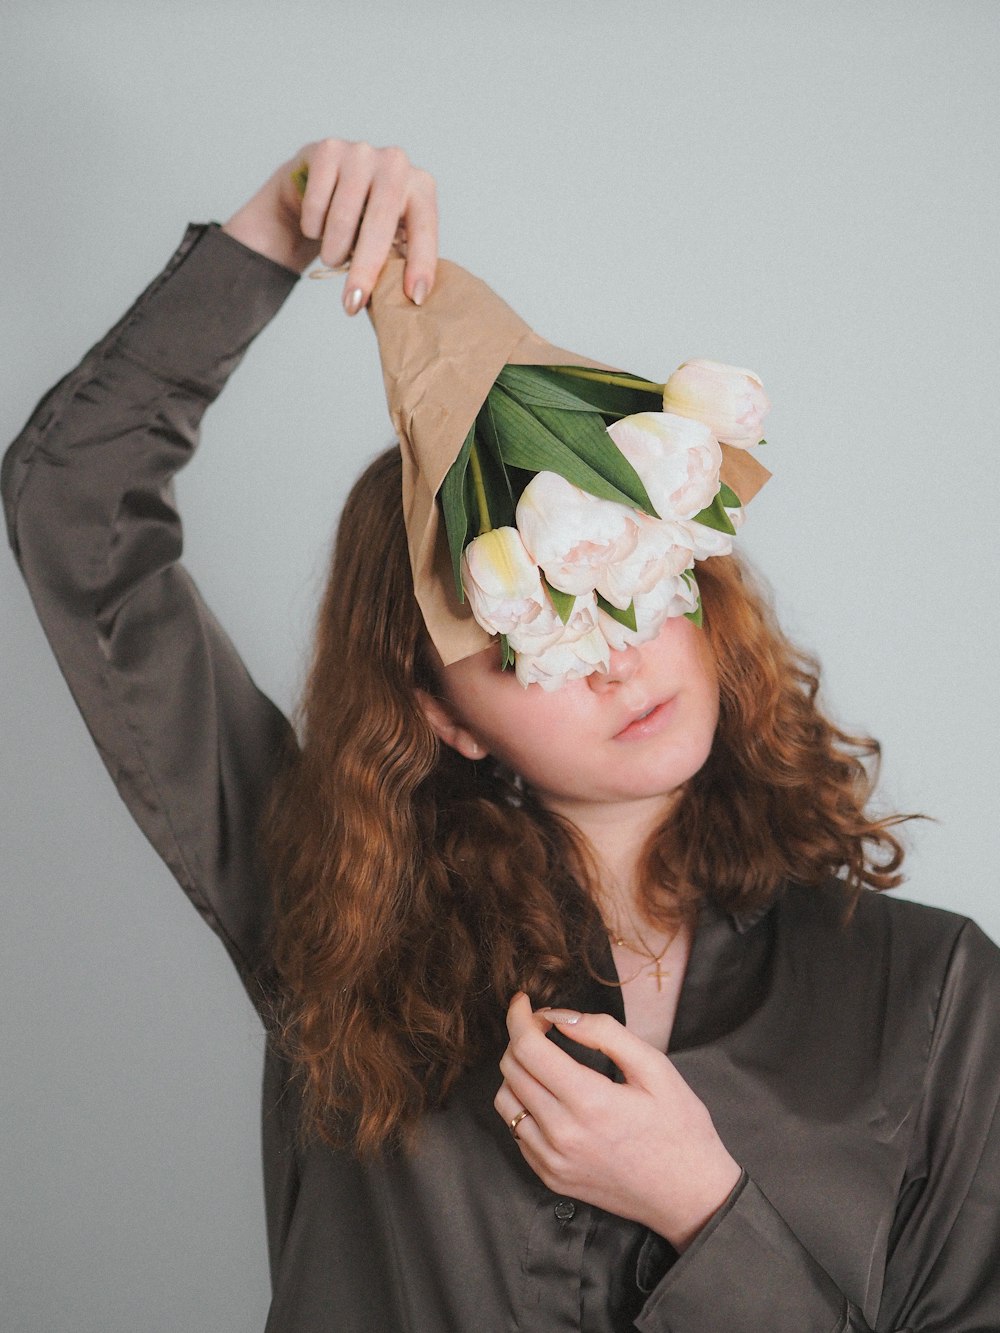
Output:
(649, 960), (669, 991)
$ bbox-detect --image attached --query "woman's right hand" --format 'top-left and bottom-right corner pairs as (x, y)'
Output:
(222, 138), (438, 314)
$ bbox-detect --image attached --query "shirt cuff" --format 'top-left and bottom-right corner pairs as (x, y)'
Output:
(634, 1171), (848, 1332)
(109, 221), (300, 399)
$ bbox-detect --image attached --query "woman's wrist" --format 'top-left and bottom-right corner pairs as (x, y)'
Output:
(648, 1150), (743, 1253)
(222, 165), (319, 274)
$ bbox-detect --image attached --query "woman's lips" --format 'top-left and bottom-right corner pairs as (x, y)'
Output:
(613, 697), (676, 740)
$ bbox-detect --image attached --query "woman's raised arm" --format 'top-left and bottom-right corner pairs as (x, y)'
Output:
(1, 140), (439, 1010)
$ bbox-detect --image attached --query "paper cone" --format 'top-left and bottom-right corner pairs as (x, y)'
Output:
(367, 256), (770, 667)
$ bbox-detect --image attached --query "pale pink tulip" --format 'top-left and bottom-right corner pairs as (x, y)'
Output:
(598, 572), (700, 650)
(598, 514), (695, 609)
(516, 471), (638, 597)
(461, 527), (547, 638)
(607, 413), (722, 523)
(508, 592), (611, 691)
(662, 358), (770, 448)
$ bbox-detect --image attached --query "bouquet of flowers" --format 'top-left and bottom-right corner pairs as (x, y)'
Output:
(442, 359), (770, 689)
(358, 241), (771, 689)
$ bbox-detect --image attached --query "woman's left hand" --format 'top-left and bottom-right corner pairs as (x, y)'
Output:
(494, 993), (742, 1252)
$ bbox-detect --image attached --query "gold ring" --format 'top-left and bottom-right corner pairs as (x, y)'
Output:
(509, 1109), (531, 1140)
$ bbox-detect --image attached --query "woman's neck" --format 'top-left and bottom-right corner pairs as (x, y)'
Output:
(544, 790), (681, 928)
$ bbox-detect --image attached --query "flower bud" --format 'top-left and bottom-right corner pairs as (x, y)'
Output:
(662, 358), (770, 448)
(461, 527), (547, 637)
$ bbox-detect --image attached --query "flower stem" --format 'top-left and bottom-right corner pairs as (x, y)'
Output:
(467, 441), (492, 536)
(549, 366), (665, 395)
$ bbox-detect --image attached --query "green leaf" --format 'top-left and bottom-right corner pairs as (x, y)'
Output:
(681, 570), (704, 628)
(690, 491), (737, 536)
(440, 423), (476, 600)
(757, 438), (767, 446)
(499, 634), (515, 671)
(534, 403), (659, 514)
(544, 366), (663, 420)
(496, 365), (603, 413)
(475, 399), (517, 525)
(488, 385), (659, 516)
(596, 594), (637, 632)
(543, 578), (576, 625)
(718, 481), (742, 509)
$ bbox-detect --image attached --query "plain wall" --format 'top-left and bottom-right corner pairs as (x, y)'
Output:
(2, 3), (998, 1329)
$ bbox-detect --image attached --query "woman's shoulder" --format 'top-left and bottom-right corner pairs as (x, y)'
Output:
(772, 879), (1000, 999)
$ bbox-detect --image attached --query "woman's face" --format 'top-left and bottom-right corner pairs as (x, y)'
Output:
(425, 615), (720, 822)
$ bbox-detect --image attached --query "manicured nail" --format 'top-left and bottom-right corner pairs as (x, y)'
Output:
(541, 1008), (582, 1025)
(344, 286), (364, 315)
(411, 278), (428, 306)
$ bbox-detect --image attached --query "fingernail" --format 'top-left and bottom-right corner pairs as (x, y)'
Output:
(541, 1008), (582, 1025)
(411, 278), (428, 306)
(344, 286), (364, 315)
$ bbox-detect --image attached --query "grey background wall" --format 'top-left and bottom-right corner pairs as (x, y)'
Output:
(2, 3), (997, 1329)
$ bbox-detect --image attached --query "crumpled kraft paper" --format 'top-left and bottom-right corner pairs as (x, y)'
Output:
(367, 256), (770, 667)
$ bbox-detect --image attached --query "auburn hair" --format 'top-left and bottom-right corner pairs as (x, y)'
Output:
(261, 445), (911, 1156)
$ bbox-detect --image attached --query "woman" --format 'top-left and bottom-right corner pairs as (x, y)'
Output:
(4, 137), (1000, 1332)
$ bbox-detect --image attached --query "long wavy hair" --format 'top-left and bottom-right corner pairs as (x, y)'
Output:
(261, 445), (911, 1156)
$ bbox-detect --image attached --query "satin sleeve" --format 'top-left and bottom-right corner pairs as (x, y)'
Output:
(633, 919), (1000, 1332)
(1, 222), (300, 1010)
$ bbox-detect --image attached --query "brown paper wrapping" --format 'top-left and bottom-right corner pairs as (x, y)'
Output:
(367, 256), (770, 667)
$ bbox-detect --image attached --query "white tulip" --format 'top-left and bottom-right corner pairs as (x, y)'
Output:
(606, 412), (722, 523)
(662, 358), (770, 449)
(598, 514), (695, 609)
(598, 573), (700, 650)
(461, 527), (547, 638)
(509, 592), (611, 691)
(515, 471), (638, 597)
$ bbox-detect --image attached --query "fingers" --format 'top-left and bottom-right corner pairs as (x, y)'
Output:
(399, 169), (438, 305)
(498, 1042), (563, 1123)
(317, 145), (375, 273)
(505, 993), (664, 1097)
(499, 994), (563, 1114)
(493, 1076), (550, 1150)
(538, 1007), (666, 1089)
(296, 139), (438, 315)
(298, 140), (343, 245)
(343, 152), (412, 308)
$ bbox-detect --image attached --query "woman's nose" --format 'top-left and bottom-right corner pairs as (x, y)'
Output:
(588, 643), (640, 690)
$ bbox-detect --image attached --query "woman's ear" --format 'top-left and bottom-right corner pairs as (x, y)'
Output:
(415, 689), (488, 761)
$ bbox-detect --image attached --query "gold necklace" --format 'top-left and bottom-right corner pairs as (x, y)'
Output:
(603, 921), (680, 992)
